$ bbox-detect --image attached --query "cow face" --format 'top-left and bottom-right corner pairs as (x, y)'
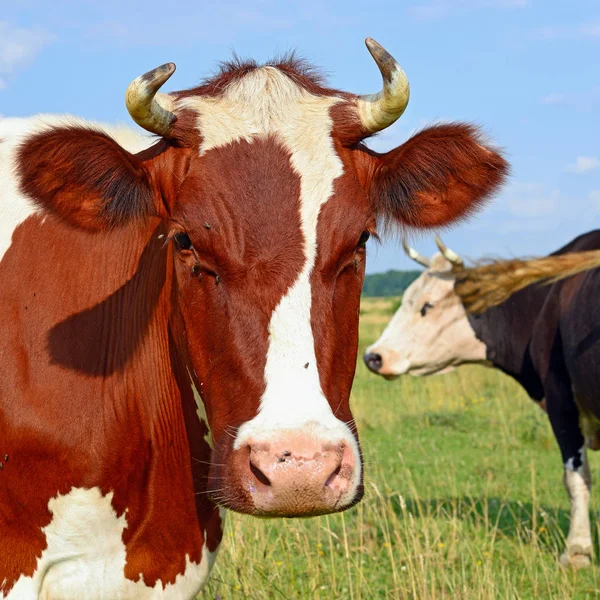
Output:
(364, 251), (487, 378)
(18, 41), (508, 517)
(166, 72), (370, 516)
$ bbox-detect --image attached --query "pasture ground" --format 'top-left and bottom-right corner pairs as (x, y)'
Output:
(200, 297), (600, 599)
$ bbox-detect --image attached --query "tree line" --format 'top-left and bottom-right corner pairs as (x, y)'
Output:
(362, 269), (421, 297)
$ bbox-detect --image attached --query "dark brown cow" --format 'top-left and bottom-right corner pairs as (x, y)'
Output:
(365, 233), (600, 569)
(0, 40), (508, 598)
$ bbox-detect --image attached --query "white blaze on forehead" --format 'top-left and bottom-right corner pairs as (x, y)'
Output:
(1, 487), (216, 599)
(0, 115), (153, 262)
(179, 69), (359, 463)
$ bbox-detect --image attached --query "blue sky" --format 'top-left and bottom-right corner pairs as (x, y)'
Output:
(2, 0), (599, 273)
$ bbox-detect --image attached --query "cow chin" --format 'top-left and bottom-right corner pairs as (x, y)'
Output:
(379, 357), (410, 378)
(382, 373), (401, 381)
(406, 358), (457, 377)
(207, 423), (364, 517)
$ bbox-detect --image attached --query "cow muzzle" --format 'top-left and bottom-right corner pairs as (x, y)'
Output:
(246, 436), (356, 516)
(363, 346), (408, 378)
(363, 351), (383, 373)
(217, 423), (363, 517)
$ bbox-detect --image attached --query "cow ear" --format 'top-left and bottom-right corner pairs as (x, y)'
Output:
(18, 126), (158, 231)
(365, 123), (509, 229)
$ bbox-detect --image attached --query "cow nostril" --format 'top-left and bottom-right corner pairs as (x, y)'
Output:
(249, 460), (271, 487)
(363, 352), (383, 372)
(324, 463), (342, 487)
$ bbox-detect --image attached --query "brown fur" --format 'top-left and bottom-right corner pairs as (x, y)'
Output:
(454, 250), (600, 314)
(18, 127), (158, 230)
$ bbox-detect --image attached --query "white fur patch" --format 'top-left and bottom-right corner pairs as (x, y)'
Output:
(563, 447), (593, 556)
(0, 115), (152, 262)
(1, 487), (214, 600)
(187, 368), (213, 449)
(180, 69), (361, 496)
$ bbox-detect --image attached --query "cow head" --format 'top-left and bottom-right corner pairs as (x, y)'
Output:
(364, 238), (488, 377)
(17, 40), (507, 517)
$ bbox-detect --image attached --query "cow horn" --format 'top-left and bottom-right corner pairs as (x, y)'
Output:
(125, 63), (177, 136)
(356, 38), (410, 134)
(402, 238), (430, 268)
(435, 235), (464, 267)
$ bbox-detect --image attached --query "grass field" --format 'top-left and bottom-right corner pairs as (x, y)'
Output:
(200, 297), (600, 599)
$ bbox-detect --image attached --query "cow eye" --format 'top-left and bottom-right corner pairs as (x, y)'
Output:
(420, 301), (434, 317)
(357, 230), (370, 249)
(173, 232), (193, 251)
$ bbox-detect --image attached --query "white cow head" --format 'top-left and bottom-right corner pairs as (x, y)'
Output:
(363, 238), (488, 377)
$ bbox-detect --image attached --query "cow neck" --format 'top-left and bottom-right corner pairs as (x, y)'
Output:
(58, 217), (222, 564)
(0, 211), (222, 591)
(466, 288), (547, 401)
(84, 217), (211, 473)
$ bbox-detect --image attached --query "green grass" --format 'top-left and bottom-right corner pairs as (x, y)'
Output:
(200, 297), (600, 599)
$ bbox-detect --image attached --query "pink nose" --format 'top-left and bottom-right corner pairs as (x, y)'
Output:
(242, 434), (357, 517)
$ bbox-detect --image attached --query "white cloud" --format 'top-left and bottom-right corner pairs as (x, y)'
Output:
(85, 21), (129, 41)
(488, 181), (599, 235)
(504, 182), (560, 218)
(541, 92), (567, 105)
(408, 0), (527, 21)
(498, 217), (561, 234)
(83, 1), (305, 47)
(541, 87), (600, 112)
(533, 21), (600, 41)
(408, 4), (449, 20)
(567, 156), (600, 174)
(0, 21), (56, 89)
(482, 182), (562, 233)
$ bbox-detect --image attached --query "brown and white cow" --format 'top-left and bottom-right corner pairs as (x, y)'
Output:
(0, 40), (508, 598)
